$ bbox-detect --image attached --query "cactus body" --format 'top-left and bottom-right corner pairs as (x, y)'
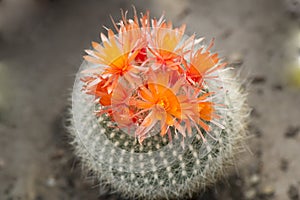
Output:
(70, 10), (248, 200)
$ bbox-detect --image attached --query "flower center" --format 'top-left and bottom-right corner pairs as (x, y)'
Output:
(150, 84), (181, 119)
(157, 98), (168, 108)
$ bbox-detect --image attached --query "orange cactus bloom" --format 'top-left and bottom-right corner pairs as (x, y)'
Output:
(186, 40), (226, 86)
(81, 9), (226, 144)
(81, 76), (112, 106)
(109, 84), (138, 129)
(83, 9), (148, 92)
(148, 18), (186, 71)
(130, 72), (186, 142)
(198, 102), (214, 121)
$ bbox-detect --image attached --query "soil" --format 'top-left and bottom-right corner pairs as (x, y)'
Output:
(0, 0), (300, 200)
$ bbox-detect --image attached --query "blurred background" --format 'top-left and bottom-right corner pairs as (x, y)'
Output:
(0, 0), (300, 199)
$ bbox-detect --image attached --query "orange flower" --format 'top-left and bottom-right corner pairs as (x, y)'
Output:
(96, 80), (134, 123)
(81, 10), (225, 144)
(84, 30), (143, 92)
(108, 82), (140, 133)
(186, 39), (226, 86)
(148, 18), (186, 71)
(174, 87), (216, 140)
(129, 72), (186, 142)
(198, 102), (214, 121)
(83, 9), (149, 92)
(81, 76), (112, 106)
(112, 107), (138, 130)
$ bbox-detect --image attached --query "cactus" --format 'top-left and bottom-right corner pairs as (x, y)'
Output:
(70, 9), (249, 200)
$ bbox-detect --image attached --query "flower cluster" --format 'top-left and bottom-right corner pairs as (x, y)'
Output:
(81, 10), (226, 143)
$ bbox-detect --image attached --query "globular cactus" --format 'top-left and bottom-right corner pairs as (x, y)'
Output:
(70, 9), (249, 200)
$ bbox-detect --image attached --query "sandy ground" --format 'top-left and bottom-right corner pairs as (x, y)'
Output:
(0, 0), (300, 199)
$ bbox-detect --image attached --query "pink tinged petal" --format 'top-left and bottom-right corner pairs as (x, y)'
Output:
(171, 77), (185, 93)
(195, 124), (207, 143)
(133, 60), (150, 69)
(185, 36), (204, 51)
(83, 56), (104, 65)
(136, 111), (158, 142)
(210, 120), (225, 129)
(131, 107), (151, 118)
(148, 47), (163, 60)
(204, 75), (219, 80)
(206, 38), (215, 51)
(81, 66), (106, 74)
(123, 72), (138, 87)
(91, 41), (102, 50)
(205, 62), (227, 74)
(205, 130), (218, 141)
(151, 63), (162, 71)
(157, 110), (168, 136)
(85, 49), (96, 56)
(197, 119), (211, 132)
(138, 86), (154, 102)
(173, 120), (186, 137)
(106, 76), (119, 94)
(91, 41), (99, 47)
(177, 34), (195, 52)
(166, 62), (183, 71)
(180, 137), (186, 149)
(156, 71), (170, 86)
(111, 86), (128, 105)
(95, 107), (113, 116)
(100, 33), (109, 43)
(167, 129), (172, 142)
(136, 111), (154, 132)
(82, 76), (101, 87)
(134, 100), (153, 109)
(160, 123), (168, 136)
(185, 119), (192, 135)
(156, 14), (165, 26)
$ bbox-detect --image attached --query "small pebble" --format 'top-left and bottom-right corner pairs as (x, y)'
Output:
(285, 0), (300, 17)
(50, 149), (65, 160)
(257, 88), (264, 95)
(221, 28), (233, 39)
(255, 149), (263, 158)
(251, 75), (266, 84)
(0, 158), (5, 169)
(35, 195), (44, 200)
(280, 158), (289, 172)
(46, 177), (56, 187)
(288, 185), (299, 200)
(272, 83), (284, 91)
(245, 189), (257, 199)
(249, 174), (260, 186)
(285, 126), (300, 138)
(260, 185), (275, 197)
